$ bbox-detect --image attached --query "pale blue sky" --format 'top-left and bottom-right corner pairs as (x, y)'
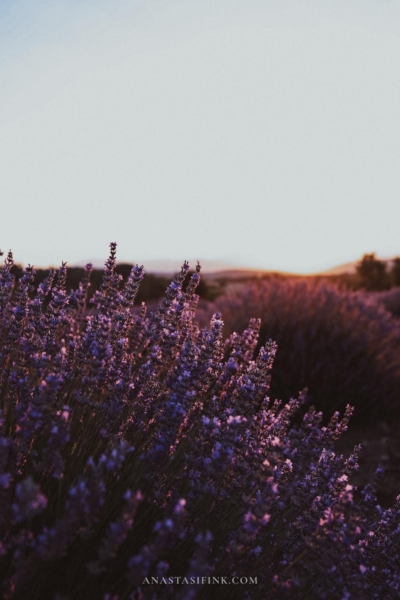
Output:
(1, 0), (400, 272)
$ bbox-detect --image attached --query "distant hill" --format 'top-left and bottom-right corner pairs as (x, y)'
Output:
(69, 255), (400, 279)
(72, 258), (255, 275)
(317, 261), (359, 276)
(203, 268), (302, 281)
(318, 257), (398, 276)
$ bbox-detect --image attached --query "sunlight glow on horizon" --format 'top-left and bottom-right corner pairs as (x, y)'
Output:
(1, 1), (400, 274)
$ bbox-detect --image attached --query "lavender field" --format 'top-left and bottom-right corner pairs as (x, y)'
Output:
(1, 244), (399, 599)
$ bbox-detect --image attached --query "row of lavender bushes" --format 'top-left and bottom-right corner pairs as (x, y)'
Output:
(0, 245), (399, 599)
(208, 278), (400, 424)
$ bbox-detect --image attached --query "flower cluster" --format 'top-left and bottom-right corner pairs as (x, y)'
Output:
(0, 245), (399, 599)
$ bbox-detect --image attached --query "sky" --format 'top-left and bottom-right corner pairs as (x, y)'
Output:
(1, 0), (400, 273)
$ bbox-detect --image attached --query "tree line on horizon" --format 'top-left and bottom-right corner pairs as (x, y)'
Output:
(354, 253), (400, 291)
(7, 252), (400, 302)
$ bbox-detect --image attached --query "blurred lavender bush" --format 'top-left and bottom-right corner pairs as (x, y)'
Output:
(0, 245), (399, 600)
(366, 287), (400, 320)
(212, 278), (400, 423)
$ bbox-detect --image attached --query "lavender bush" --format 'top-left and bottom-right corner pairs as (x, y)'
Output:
(211, 278), (400, 423)
(0, 245), (399, 599)
(365, 287), (400, 320)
